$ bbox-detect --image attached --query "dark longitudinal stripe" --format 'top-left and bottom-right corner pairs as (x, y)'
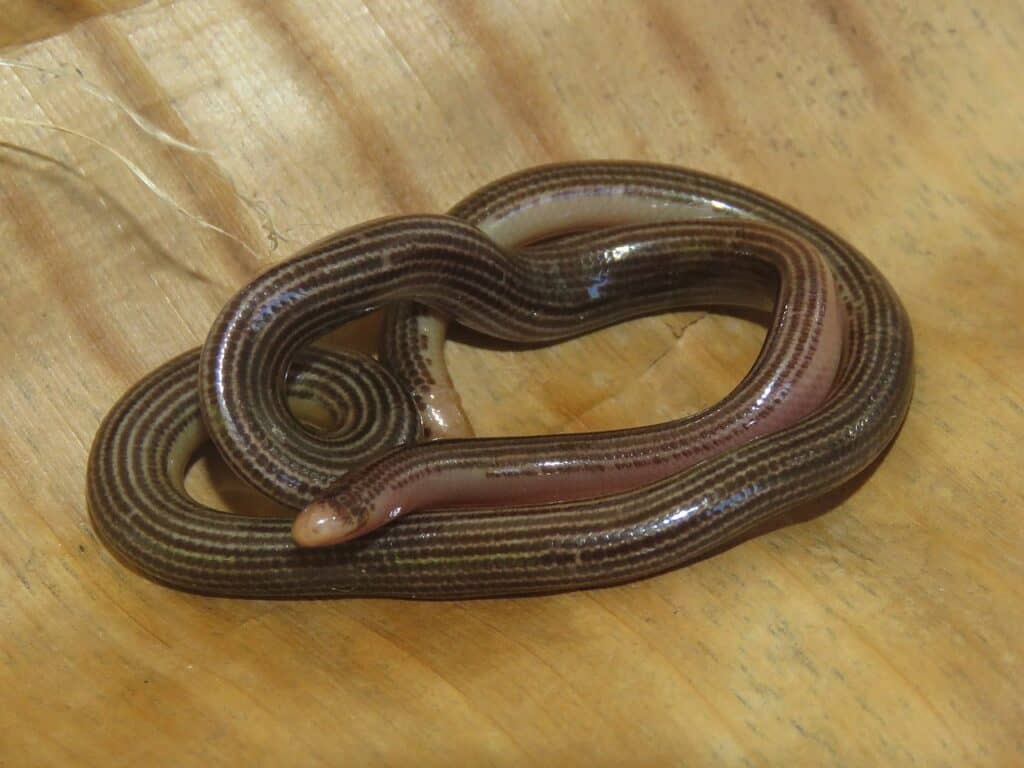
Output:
(86, 162), (913, 599)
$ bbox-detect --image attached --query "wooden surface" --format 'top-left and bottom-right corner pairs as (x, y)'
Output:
(1, 1), (1021, 765)
(0, 0), (145, 50)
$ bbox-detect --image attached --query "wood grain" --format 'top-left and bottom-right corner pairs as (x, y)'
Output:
(1, 1), (1021, 765)
(0, 0), (146, 50)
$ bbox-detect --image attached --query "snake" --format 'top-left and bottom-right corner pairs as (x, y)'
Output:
(86, 162), (913, 599)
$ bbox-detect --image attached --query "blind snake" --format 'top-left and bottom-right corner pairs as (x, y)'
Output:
(87, 162), (913, 599)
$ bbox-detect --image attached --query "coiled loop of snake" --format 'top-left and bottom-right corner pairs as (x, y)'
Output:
(87, 162), (913, 599)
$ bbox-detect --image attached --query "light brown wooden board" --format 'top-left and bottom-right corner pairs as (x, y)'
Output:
(1, 2), (1021, 765)
(0, 0), (145, 50)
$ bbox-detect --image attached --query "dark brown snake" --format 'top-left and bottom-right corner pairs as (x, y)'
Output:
(86, 162), (913, 599)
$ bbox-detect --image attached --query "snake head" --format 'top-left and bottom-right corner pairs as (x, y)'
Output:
(293, 492), (374, 547)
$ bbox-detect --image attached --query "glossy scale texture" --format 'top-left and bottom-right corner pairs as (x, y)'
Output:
(87, 162), (913, 598)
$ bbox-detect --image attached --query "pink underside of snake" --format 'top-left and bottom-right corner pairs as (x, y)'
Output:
(293, 195), (846, 547)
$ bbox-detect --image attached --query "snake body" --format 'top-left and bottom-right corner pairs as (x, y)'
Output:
(87, 162), (913, 599)
(290, 221), (843, 545)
